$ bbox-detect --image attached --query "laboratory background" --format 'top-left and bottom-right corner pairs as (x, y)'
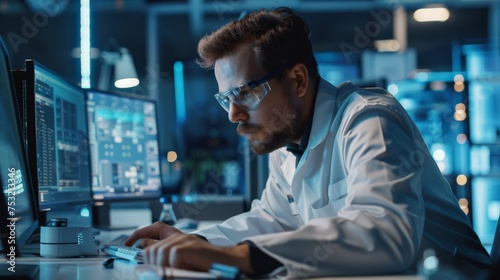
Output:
(0, 0), (499, 256)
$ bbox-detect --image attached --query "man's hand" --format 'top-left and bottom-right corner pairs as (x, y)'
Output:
(124, 221), (182, 248)
(144, 233), (254, 275)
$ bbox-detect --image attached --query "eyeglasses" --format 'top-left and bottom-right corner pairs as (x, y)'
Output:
(214, 65), (288, 112)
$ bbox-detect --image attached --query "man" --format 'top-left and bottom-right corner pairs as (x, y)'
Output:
(125, 7), (493, 278)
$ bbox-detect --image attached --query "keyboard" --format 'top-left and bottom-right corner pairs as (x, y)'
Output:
(101, 244), (144, 263)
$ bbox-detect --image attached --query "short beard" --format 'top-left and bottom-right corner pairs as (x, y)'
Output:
(238, 97), (303, 155)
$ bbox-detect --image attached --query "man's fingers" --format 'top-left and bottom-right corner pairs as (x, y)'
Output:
(144, 232), (189, 267)
(140, 238), (158, 248)
(168, 242), (209, 271)
(123, 232), (141, 246)
(124, 221), (170, 246)
(158, 226), (183, 239)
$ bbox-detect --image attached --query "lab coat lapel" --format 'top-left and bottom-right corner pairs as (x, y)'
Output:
(281, 78), (350, 186)
(280, 151), (296, 187)
(299, 79), (340, 166)
(280, 79), (340, 187)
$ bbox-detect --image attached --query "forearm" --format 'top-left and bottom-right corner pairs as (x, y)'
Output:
(193, 183), (297, 246)
(225, 243), (254, 275)
(245, 212), (418, 278)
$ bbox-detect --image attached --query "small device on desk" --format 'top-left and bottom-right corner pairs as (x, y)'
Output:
(39, 218), (99, 258)
(158, 203), (199, 231)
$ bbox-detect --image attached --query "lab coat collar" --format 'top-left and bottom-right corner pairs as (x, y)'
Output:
(280, 78), (341, 185)
(305, 78), (341, 151)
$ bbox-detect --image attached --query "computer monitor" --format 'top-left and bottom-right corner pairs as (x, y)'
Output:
(23, 59), (92, 213)
(0, 37), (39, 254)
(86, 89), (162, 200)
(86, 89), (162, 228)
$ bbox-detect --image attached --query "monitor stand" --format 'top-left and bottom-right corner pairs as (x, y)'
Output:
(19, 233), (40, 255)
(92, 200), (162, 231)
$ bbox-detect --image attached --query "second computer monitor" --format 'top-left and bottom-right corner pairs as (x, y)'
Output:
(24, 59), (92, 211)
(86, 90), (162, 201)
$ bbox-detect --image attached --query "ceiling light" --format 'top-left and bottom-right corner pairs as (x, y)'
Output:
(413, 6), (450, 22)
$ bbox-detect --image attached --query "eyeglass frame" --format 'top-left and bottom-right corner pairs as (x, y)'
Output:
(214, 64), (290, 112)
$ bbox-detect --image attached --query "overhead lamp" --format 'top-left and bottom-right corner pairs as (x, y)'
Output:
(98, 46), (139, 90)
(114, 48), (139, 88)
(413, 6), (450, 22)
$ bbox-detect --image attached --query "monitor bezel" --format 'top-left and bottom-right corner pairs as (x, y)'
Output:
(85, 88), (164, 203)
(0, 37), (39, 252)
(24, 59), (93, 211)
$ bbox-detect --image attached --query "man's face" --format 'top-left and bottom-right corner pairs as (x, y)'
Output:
(214, 45), (303, 154)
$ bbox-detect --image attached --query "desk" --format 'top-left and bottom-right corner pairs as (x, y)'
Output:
(5, 256), (422, 280)
(2, 225), (422, 279)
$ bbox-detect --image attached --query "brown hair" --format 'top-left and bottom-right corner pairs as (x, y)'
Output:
(197, 7), (319, 80)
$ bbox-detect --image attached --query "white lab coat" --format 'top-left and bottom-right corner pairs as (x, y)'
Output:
(194, 79), (492, 278)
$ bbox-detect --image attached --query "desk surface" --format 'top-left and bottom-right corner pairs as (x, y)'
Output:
(5, 257), (422, 280)
(1, 226), (422, 279)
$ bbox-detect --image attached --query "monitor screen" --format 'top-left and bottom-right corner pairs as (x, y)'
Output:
(86, 89), (162, 201)
(24, 60), (92, 210)
(0, 37), (38, 253)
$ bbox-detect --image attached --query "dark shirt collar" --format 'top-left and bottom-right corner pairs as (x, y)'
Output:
(285, 78), (320, 164)
(286, 104), (315, 164)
